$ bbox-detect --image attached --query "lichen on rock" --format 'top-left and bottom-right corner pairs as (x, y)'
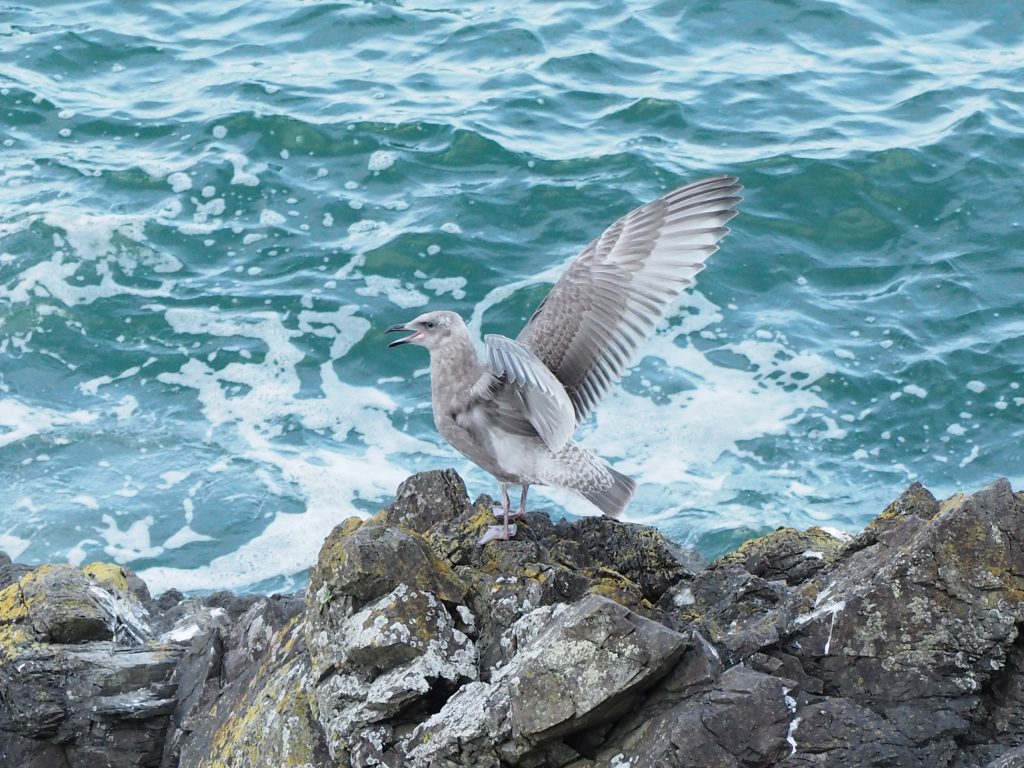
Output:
(4, 472), (1024, 768)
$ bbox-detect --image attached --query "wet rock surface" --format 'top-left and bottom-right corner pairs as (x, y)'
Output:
(2, 472), (1024, 767)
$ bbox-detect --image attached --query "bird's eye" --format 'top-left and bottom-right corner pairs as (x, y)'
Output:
(423, 321), (435, 329)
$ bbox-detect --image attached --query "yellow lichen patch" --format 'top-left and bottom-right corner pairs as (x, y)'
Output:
(279, 616), (302, 656)
(414, 530), (461, 581)
(719, 526), (843, 567)
(584, 568), (649, 611)
(83, 562), (130, 593)
(937, 493), (967, 517)
(327, 517), (364, 548)
(587, 581), (650, 611)
(518, 563), (544, 580)
(0, 580), (32, 661)
(312, 517), (365, 576)
(201, 657), (322, 768)
(860, 485), (940, 538)
(1, 566), (59, 618)
(0, 581), (28, 622)
(337, 516), (364, 538)
(0, 623), (29, 650)
(462, 504), (498, 536)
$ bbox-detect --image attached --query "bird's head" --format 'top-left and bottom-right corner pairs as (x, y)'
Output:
(386, 310), (464, 352)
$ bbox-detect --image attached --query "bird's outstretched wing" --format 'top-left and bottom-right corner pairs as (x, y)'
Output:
(517, 174), (742, 424)
(468, 334), (576, 453)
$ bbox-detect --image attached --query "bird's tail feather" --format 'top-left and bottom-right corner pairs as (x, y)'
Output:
(580, 465), (636, 518)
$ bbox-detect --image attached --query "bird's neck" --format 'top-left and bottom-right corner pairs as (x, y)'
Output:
(429, 331), (484, 405)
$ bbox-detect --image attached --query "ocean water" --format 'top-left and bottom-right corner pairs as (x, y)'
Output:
(1, 0), (1022, 594)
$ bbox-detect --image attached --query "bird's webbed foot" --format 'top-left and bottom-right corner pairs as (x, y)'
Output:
(478, 523), (518, 545)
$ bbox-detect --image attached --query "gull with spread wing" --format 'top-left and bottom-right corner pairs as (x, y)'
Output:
(387, 175), (742, 544)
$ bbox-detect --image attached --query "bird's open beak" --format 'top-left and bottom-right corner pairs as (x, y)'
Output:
(386, 323), (423, 348)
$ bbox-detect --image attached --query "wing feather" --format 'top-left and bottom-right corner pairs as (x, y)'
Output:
(517, 174), (742, 424)
(481, 334), (575, 452)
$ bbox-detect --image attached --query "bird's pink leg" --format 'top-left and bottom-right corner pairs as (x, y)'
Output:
(493, 484), (528, 521)
(480, 482), (518, 545)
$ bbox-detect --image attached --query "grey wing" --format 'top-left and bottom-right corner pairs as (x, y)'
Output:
(517, 174), (742, 424)
(469, 334), (576, 453)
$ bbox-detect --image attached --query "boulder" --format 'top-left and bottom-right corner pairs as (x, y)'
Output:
(309, 583), (477, 763)
(401, 594), (687, 767)
(308, 519), (467, 616)
(0, 562), (178, 768)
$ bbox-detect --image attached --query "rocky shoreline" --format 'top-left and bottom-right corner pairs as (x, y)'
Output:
(2, 471), (1024, 767)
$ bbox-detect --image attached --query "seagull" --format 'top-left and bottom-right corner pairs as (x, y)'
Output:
(387, 175), (741, 544)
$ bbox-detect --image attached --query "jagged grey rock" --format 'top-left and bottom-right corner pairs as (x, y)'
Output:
(401, 594), (687, 767)
(0, 563), (180, 768)
(3, 473), (1024, 768)
(310, 583), (477, 762)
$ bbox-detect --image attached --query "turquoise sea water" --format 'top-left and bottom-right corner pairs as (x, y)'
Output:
(1, 0), (1022, 593)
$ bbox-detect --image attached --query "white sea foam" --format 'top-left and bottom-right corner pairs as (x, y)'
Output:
(424, 276), (467, 300)
(67, 539), (99, 567)
(367, 150), (397, 172)
(0, 398), (98, 448)
(100, 514), (163, 563)
(194, 197), (225, 222)
(259, 209), (286, 227)
(167, 172), (192, 193)
(0, 531), (30, 560)
(110, 395), (139, 420)
(356, 275), (429, 308)
(139, 304), (440, 592)
(79, 364), (143, 395)
(163, 525), (214, 549)
(959, 444), (980, 468)
(3, 208), (183, 307)
(225, 151), (262, 186)
(345, 219), (394, 252)
(159, 470), (191, 489)
(789, 482), (817, 497)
